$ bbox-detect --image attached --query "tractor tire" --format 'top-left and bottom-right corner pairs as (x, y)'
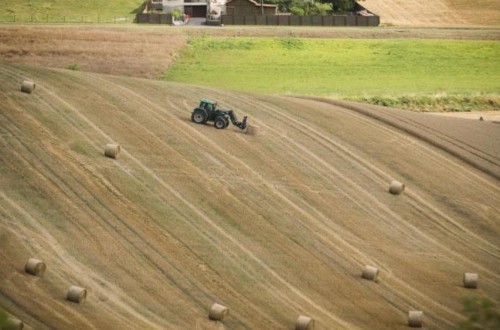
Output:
(191, 109), (208, 124)
(214, 116), (227, 129)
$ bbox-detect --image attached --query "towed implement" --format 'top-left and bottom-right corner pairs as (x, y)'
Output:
(191, 99), (248, 131)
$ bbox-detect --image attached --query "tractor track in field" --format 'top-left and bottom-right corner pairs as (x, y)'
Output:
(0, 63), (499, 329)
(213, 90), (500, 262)
(0, 68), (217, 327)
(206, 89), (500, 321)
(1, 65), (358, 328)
(0, 65), (261, 328)
(86, 74), (359, 329)
(0, 85), (182, 329)
(308, 98), (500, 180)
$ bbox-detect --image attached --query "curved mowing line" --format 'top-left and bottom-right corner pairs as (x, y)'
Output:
(88, 79), (357, 329)
(0, 191), (162, 329)
(231, 91), (500, 268)
(306, 97), (500, 181)
(2, 66), (355, 328)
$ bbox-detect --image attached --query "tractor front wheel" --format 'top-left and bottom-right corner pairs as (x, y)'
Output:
(214, 116), (227, 129)
(191, 109), (208, 124)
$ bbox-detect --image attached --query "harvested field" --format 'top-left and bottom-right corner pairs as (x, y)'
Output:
(0, 62), (498, 329)
(363, 0), (500, 27)
(0, 26), (187, 79)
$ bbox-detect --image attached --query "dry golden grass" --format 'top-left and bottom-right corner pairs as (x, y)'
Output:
(0, 62), (498, 329)
(363, 0), (500, 27)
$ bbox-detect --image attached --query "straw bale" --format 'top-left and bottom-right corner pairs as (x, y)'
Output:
(104, 143), (120, 159)
(209, 303), (229, 321)
(67, 285), (87, 303)
(295, 315), (314, 330)
(389, 180), (405, 195)
(24, 258), (46, 277)
(21, 80), (35, 94)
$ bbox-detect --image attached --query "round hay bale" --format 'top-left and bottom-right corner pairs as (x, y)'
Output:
(245, 125), (258, 136)
(24, 258), (46, 277)
(408, 310), (423, 328)
(361, 265), (379, 281)
(389, 180), (405, 195)
(4, 317), (24, 330)
(66, 285), (87, 303)
(463, 273), (478, 289)
(20, 80), (36, 94)
(209, 303), (229, 321)
(295, 315), (314, 330)
(104, 143), (120, 159)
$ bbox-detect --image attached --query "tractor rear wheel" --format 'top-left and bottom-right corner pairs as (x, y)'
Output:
(191, 109), (208, 124)
(214, 116), (227, 129)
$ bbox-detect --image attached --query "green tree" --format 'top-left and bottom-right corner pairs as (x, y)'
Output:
(264, 0), (294, 13)
(459, 296), (500, 330)
(318, 0), (363, 13)
(288, 0), (329, 16)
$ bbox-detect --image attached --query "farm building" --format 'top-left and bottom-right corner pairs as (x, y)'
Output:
(147, 0), (207, 17)
(147, 0), (276, 18)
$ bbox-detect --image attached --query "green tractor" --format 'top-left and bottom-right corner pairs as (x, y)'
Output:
(191, 99), (248, 131)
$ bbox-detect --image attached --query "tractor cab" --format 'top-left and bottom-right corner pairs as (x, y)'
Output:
(199, 99), (217, 114)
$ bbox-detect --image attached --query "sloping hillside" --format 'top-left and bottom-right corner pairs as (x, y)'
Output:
(0, 63), (499, 329)
(363, 0), (500, 27)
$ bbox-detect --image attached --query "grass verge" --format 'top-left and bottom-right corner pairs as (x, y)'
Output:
(162, 36), (500, 112)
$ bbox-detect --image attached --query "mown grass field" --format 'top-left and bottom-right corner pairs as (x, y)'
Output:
(0, 0), (144, 20)
(162, 37), (500, 111)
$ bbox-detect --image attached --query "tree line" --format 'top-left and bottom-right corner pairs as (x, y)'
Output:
(264, 0), (364, 16)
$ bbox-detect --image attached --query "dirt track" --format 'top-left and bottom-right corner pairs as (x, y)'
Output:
(0, 63), (499, 329)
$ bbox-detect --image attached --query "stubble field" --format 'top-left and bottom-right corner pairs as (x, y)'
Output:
(0, 61), (499, 329)
(0, 0), (499, 328)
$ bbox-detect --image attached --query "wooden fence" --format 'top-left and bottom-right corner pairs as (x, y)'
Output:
(221, 14), (379, 26)
(136, 13), (173, 24)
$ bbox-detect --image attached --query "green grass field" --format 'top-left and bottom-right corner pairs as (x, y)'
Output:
(163, 37), (500, 111)
(0, 0), (144, 18)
